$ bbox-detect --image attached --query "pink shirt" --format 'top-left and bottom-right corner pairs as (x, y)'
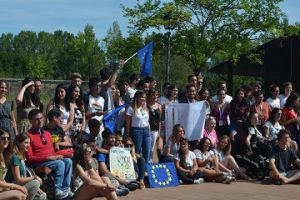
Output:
(199, 129), (219, 149)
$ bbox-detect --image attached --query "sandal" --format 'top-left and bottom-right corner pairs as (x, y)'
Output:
(139, 182), (146, 190)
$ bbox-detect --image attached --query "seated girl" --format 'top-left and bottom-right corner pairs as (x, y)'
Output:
(5, 133), (47, 200)
(174, 138), (204, 184)
(200, 116), (219, 149)
(213, 135), (248, 179)
(73, 144), (119, 200)
(162, 124), (185, 162)
(0, 129), (27, 200)
(194, 137), (234, 183)
(123, 137), (146, 189)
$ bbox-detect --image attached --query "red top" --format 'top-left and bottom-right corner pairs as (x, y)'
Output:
(282, 107), (296, 129)
(26, 129), (56, 164)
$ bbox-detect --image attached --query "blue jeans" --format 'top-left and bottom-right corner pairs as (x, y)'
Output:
(131, 127), (151, 163)
(33, 158), (72, 192)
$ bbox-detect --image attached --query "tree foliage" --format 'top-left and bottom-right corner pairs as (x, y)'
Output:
(122, 0), (285, 74)
(0, 25), (105, 79)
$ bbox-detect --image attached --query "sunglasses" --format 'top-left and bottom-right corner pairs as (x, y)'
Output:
(85, 151), (92, 155)
(94, 84), (101, 88)
(125, 143), (133, 147)
(1, 136), (10, 141)
(40, 131), (47, 145)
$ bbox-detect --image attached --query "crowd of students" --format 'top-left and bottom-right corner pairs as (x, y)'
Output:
(0, 61), (300, 200)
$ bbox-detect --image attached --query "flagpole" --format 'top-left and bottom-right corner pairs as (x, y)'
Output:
(125, 52), (137, 63)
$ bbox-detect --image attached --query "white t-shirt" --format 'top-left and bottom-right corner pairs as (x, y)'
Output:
(174, 151), (196, 169)
(163, 140), (180, 156)
(248, 126), (264, 139)
(279, 94), (288, 108)
(213, 149), (226, 162)
(263, 121), (284, 140)
(266, 97), (280, 109)
(126, 106), (149, 128)
(211, 95), (232, 104)
(85, 94), (105, 133)
(193, 149), (214, 169)
(128, 87), (137, 99)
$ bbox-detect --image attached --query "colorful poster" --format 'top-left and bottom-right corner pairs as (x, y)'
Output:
(109, 147), (136, 182)
(165, 101), (207, 141)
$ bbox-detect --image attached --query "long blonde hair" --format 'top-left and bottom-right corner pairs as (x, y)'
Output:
(132, 90), (148, 114)
(217, 135), (231, 156)
(169, 124), (185, 142)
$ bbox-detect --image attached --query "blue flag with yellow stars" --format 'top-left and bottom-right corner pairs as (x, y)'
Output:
(146, 162), (179, 188)
(103, 103), (129, 133)
(137, 41), (153, 77)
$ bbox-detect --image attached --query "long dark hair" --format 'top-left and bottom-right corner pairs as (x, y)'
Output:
(21, 77), (42, 109)
(198, 87), (210, 102)
(178, 138), (190, 169)
(0, 129), (11, 165)
(269, 108), (281, 124)
(284, 92), (299, 108)
(197, 137), (212, 152)
(69, 84), (84, 113)
(54, 83), (70, 111)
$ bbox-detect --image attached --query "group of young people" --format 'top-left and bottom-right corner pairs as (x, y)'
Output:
(0, 62), (300, 199)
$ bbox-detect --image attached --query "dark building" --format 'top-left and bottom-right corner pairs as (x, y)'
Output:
(208, 35), (300, 94)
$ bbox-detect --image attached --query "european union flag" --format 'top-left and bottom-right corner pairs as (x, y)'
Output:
(146, 162), (179, 188)
(103, 103), (129, 133)
(137, 42), (153, 77)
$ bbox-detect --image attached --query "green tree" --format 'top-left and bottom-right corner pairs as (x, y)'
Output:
(122, 0), (285, 74)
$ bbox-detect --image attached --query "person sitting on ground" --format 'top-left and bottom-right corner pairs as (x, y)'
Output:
(97, 128), (131, 196)
(43, 109), (73, 152)
(73, 144), (119, 200)
(174, 138), (204, 184)
(5, 133), (47, 200)
(213, 135), (249, 179)
(269, 129), (300, 185)
(194, 137), (234, 184)
(162, 124), (186, 162)
(200, 116), (219, 149)
(25, 109), (73, 199)
(81, 119), (107, 156)
(123, 137), (146, 189)
(0, 129), (27, 200)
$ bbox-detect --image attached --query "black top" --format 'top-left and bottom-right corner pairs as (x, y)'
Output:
(270, 145), (298, 172)
(148, 106), (160, 131)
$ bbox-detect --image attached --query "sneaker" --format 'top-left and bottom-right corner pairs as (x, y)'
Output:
(55, 190), (68, 199)
(67, 190), (75, 198)
(125, 182), (139, 191)
(193, 178), (204, 184)
(223, 176), (234, 184)
(116, 188), (129, 196)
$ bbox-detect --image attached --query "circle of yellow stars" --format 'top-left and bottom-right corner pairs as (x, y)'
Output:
(151, 164), (173, 186)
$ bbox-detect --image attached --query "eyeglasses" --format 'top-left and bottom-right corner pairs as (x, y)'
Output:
(1, 136), (10, 141)
(40, 131), (47, 145)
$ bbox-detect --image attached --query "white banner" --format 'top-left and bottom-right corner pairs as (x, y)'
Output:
(165, 101), (207, 141)
(109, 147), (136, 182)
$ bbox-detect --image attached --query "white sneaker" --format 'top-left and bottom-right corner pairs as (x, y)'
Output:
(67, 190), (74, 198)
(55, 190), (68, 199)
(194, 178), (204, 184)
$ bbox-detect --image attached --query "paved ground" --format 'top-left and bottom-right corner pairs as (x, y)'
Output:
(94, 180), (299, 200)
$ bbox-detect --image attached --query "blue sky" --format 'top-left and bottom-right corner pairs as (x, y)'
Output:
(0, 0), (299, 39)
